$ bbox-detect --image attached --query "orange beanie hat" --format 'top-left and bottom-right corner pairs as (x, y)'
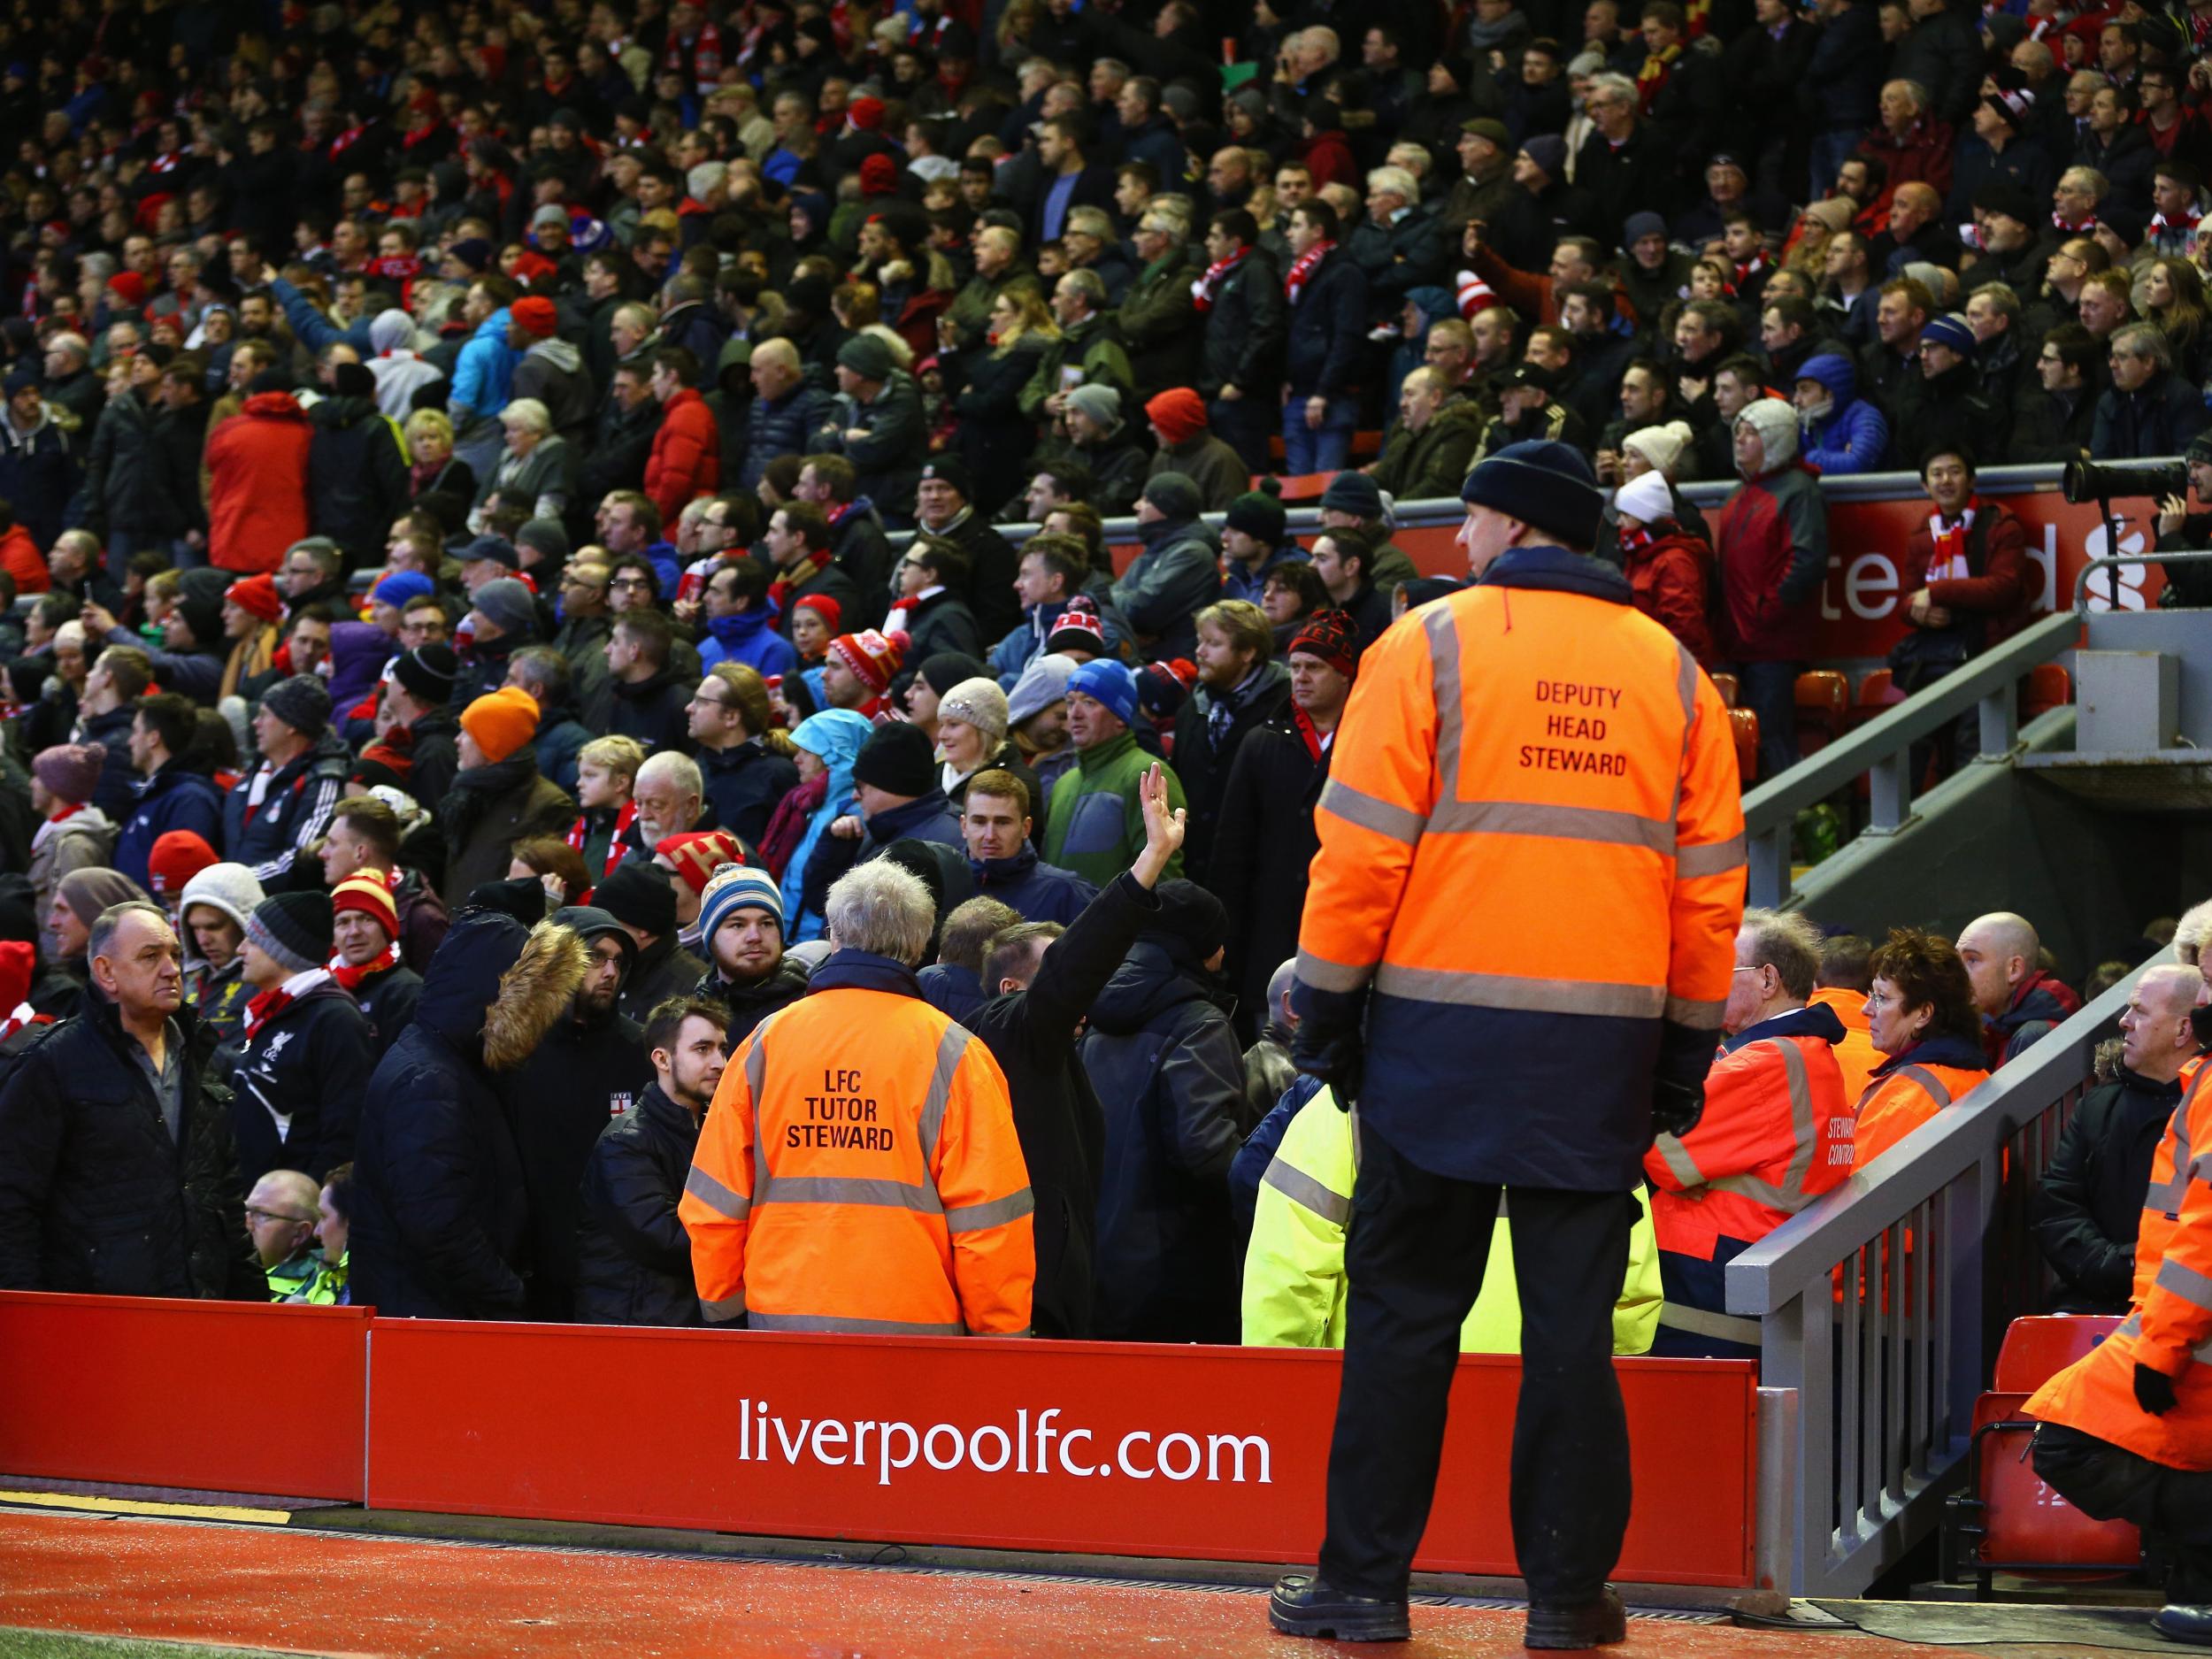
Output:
(460, 686), (541, 765)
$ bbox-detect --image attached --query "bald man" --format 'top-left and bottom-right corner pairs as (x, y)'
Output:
(245, 1169), (325, 1300)
(1959, 911), (2084, 1066)
(740, 337), (833, 491)
(2034, 963), (2205, 1316)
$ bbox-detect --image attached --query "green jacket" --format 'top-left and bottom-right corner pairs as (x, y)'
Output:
(1115, 247), (1200, 401)
(1240, 1085), (1664, 1352)
(1369, 397), (1486, 504)
(1018, 312), (1134, 423)
(1041, 730), (1187, 887)
(266, 1245), (347, 1305)
(944, 264), (1044, 356)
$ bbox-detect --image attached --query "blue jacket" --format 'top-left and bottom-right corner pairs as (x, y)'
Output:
(1796, 352), (1890, 476)
(859, 788), (963, 856)
(1803, 0), (1884, 133)
(919, 961), (988, 1025)
(988, 581), (1135, 687)
(269, 276), (374, 358)
(968, 847), (1098, 923)
(698, 605), (799, 679)
(449, 310), (519, 427)
(738, 384), (834, 491)
(1222, 542), (1310, 604)
(111, 764), (227, 892)
(1283, 250), (1370, 399)
(0, 403), (80, 550)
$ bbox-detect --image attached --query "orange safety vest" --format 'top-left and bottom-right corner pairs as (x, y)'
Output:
(2030, 1064), (2212, 1468)
(1294, 555), (1745, 1187)
(1851, 1053), (1989, 1168)
(677, 972), (1036, 1335)
(1807, 987), (1881, 1107)
(1645, 1020), (1853, 1263)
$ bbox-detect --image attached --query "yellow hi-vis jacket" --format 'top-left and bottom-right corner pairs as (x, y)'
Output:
(1240, 1084), (1663, 1354)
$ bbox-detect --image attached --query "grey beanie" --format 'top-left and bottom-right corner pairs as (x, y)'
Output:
(472, 577), (538, 638)
(1142, 471), (1202, 519)
(1734, 398), (1800, 470)
(1007, 652), (1078, 726)
(1065, 383), (1121, 431)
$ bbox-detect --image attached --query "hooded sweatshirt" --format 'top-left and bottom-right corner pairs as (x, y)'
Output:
(367, 310), (446, 420)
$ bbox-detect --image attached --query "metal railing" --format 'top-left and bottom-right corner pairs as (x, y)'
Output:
(1730, 956), (2166, 1595)
(1738, 610), (2081, 910)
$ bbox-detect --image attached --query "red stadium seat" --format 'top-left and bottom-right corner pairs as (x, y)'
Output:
(2024, 664), (2073, 721)
(1271, 473), (1333, 503)
(1847, 668), (1906, 732)
(1794, 670), (1851, 755)
(1350, 429), (1383, 460)
(1992, 1315), (2122, 1393)
(1730, 707), (1759, 786)
(1710, 672), (1739, 709)
(1944, 1390), (2141, 1596)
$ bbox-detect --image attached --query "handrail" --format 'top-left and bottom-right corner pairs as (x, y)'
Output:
(1737, 609), (2080, 908)
(2071, 546), (2212, 613)
(1726, 951), (2169, 1594)
(1678, 463), (2065, 508)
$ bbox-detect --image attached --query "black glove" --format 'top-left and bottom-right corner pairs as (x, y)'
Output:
(1651, 1075), (1705, 1141)
(2135, 1362), (2180, 1417)
(1292, 1023), (1364, 1111)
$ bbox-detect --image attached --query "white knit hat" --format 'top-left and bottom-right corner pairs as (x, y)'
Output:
(177, 862), (266, 938)
(935, 677), (1010, 746)
(1621, 419), (1695, 480)
(1614, 472), (1675, 528)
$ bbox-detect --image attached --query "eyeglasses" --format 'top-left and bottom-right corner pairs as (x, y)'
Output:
(244, 1207), (310, 1225)
(609, 575), (654, 590)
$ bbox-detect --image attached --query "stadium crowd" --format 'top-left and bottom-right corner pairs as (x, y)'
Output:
(0, 0), (2201, 1356)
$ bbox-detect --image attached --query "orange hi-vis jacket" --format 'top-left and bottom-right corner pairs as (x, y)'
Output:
(2031, 1064), (2212, 1468)
(1645, 1002), (1854, 1264)
(1808, 987), (1881, 1107)
(678, 951), (1036, 1335)
(1291, 546), (1746, 1189)
(1850, 1038), (1989, 1169)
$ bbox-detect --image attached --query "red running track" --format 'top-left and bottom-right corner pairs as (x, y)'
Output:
(0, 1509), (1963, 1658)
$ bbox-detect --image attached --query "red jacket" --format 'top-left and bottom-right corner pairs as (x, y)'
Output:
(204, 394), (313, 574)
(643, 386), (720, 523)
(1898, 498), (2032, 649)
(1854, 118), (1955, 214)
(1621, 522), (1719, 670)
(0, 524), (48, 595)
(1713, 460), (1828, 662)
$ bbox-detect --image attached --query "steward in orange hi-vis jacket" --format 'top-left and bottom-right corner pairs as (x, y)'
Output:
(1268, 440), (1747, 1651)
(678, 859), (1034, 1336)
(2030, 966), (2212, 1643)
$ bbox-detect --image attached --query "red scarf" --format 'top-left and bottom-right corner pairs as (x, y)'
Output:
(244, 983), (298, 1039)
(566, 801), (638, 876)
(1733, 251), (1769, 288)
(1285, 241), (1334, 305)
(664, 18), (724, 88)
(769, 553), (830, 613)
(2054, 211), (2097, 234)
(1189, 248), (1248, 312)
(1924, 496), (1982, 584)
(759, 773), (827, 879)
(1291, 703), (1333, 764)
(328, 940), (401, 994)
(2153, 204), (2205, 239)
(1636, 42), (1680, 110)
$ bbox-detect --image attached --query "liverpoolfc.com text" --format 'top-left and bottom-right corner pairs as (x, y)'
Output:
(729, 1401), (1274, 1486)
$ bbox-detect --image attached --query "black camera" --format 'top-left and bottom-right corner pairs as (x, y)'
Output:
(2063, 457), (2191, 504)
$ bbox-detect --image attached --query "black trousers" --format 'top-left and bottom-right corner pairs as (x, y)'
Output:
(1317, 1124), (1635, 1603)
(2033, 1423), (2212, 1600)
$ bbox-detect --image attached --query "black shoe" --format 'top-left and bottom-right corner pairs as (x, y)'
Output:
(1267, 1574), (1411, 1641)
(2154, 1603), (2212, 1645)
(1524, 1587), (1628, 1650)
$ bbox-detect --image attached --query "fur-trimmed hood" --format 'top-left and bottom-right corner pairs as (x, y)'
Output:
(417, 910), (588, 1071)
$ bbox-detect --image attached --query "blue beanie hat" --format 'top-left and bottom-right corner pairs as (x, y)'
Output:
(372, 570), (434, 609)
(1459, 440), (1604, 551)
(1067, 658), (1139, 727)
(699, 863), (786, 941)
(1921, 311), (1978, 359)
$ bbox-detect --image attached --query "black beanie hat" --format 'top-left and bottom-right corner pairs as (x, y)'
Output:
(1141, 878), (1228, 969)
(851, 722), (937, 797)
(1459, 439), (1604, 551)
(393, 642), (459, 705)
(593, 860), (678, 939)
(247, 890), (334, 974)
(1225, 479), (1286, 544)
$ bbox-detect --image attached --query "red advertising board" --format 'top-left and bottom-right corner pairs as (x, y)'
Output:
(1109, 485), (2165, 664)
(0, 1291), (369, 1501)
(365, 1322), (1759, 1587)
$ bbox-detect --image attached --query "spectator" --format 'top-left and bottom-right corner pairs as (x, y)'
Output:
(307, 363), (411, 566)
(178, 863), (263, 1047)
(350, 907), (588, 1319)
(1210, 609), (1357, 1045)
(0, 368), (81, 554)
(912, 457), (1023, 641)
(2033, 965), (2203, 1315)
(1053, 388), (1148, 520)
(889, 538), (985, 664)
(468, 399), (572, 534)
(142, 832), (219, 928)
(1713, 401), (1826, 782)
(1957, 910), (2085, 1067)
(595, 856), (710, 1024)
(1809, 932), (1884, 1106)
(1044, 660), (1188, 887)
(317, 795), (450, 974)
(1644, 910), (1852, 1358)
(70, 643), (150, 819)
(964, 767), (1096, 924)
(1792, 351), (1891, 476)
(1308, 526), (1394, 652)
(1008, 653), (1083, 805)
(1371, 368), (1485, 502)
(1081, 877), (1247, 1341)
(1853, 926), (1990, 1167)
(224, 676), (351, 894)
(990, 534), (1094, 687)
(934, 678), (1037, 818)
(1192, 208), (1285, 471)
(1241, 960), (1301, 1134)
(694, 557), (798, 681)
(680, 858), (1035, 1334)
(1281, 199), (1371, 475)
(606, 609), (695, 756)
(27, 744), (117, 926)
(685, 664), (800, 847)
(641, 346), (721, 525)
(1219, 486), (1306, 608)
(1896, 312), (2007, 466)
(329, 874), (420, 1063)
(1143, 387), (1248, 511)
(226, 888), (371, 1185)
(2012, 324), (2101, 464)
(2093, 322), (2211, 458)
(503, 647), (595, 797)
(245, 1168), (326, 1302)
(919, 896), (1023, 1025)
(439, 687), (578, 905)
(1112, 473), (1223, 662)
(741, 342), (833, 493)
(574, 995), (730, 1326)
(1173, 602), (1291, 886)
(204, 373), (313, 576)
(1893, 449), (2032, 756)
(763, 501), (865, 636)
(0, 900), (255, 1296)
(823, 334), (927, 517)
(853, 722), (964, 857)
(1612, 473), (1718, 670)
